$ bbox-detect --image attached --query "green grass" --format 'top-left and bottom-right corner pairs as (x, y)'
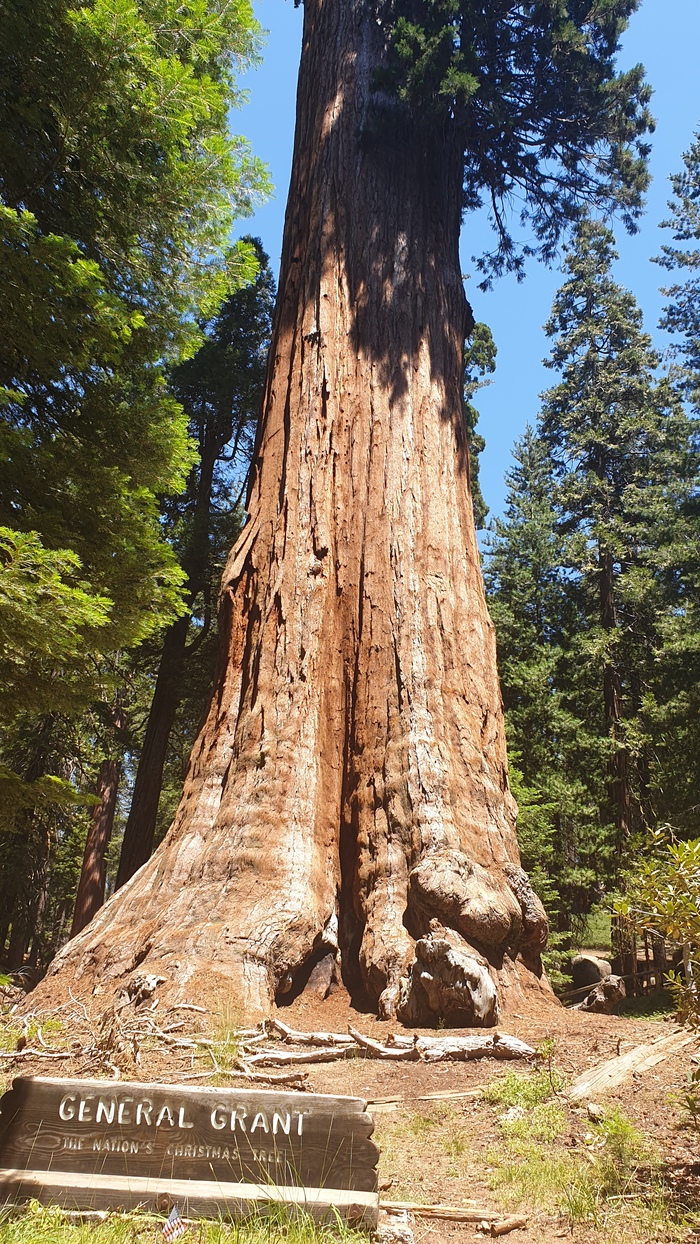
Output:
(576, 908), (612, 954)
(617, 990), (676, 1021)
(0, 1204), (370, 1244)
(406, 1103), (470, 1157)
(481, 1065), (565, 1109)
(487, 1096), (692, 1241)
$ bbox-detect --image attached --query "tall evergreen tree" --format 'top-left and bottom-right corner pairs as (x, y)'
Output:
(0, 0), (268, 965)
(43, 0), (657, 1022)
(541, 219), (698, 862)
(485, 427), (604, 926)
(652, 133), (700, 832)
(487, 219), (700, 932)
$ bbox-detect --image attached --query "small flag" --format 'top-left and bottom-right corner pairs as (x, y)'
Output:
(162, 1205), (186, 1241)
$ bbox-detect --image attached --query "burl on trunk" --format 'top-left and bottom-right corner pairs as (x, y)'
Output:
(42, 0), (550, 1023)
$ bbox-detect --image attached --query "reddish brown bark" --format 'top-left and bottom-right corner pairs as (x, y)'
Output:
(41, 0), (549, 1023)
(71, 758), (121, 937)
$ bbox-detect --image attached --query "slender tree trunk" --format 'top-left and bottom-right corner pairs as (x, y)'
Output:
(115, 438), (220, 888)
(71, 758), (122, 937)
(115, 617), (189, 887)
(599, 547), (631, 856)
(40, 0), (549, 1023)
(6, 921), (29, 972)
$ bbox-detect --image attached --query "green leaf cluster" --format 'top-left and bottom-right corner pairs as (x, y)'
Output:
(0, 0), (269, 717)
(617, 828), (700, 1026)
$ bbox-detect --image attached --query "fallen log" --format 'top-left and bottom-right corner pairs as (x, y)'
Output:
(381, 1200), (499, 1222)
(415, 1033), (535, 1061)
(244, 1044), (355, 1066)
(569, 1027), (699, 1101)
(491, 1216), (528, 1236)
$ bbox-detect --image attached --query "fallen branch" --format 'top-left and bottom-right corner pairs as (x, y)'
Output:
(266, 1017), (355, 1046)
(415, 1033), (533, 1061)
(234, 1061), (310, 1088)
(0, 1048), (71, 1060)
(348, 1027), (535, 1063)
(244, 1044), (354, 1066)
(178, 1063), (309, 1089)
(491, 1216), (528, 1236)
(381, 1200), (498, 1223)
(349, 1026), (418, 1060)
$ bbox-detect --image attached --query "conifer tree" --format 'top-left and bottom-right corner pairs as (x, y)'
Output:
(42, 0), (656, 1022)
(484, 428), (602, 925)
(487, 220), (700, 931)
(540, 219), (697, 862)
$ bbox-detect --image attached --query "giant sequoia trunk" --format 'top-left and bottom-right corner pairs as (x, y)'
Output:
(40, 0), (550, 1023)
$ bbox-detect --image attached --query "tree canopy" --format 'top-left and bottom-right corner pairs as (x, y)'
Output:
(375, 0), (653, 279)
(0, 0), (269, 711)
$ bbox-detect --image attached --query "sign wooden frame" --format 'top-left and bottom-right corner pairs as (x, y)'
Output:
(0, 1077), (379, 1225)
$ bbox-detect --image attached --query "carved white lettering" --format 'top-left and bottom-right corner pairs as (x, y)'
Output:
(58, 1094), (76, 1122)
(78, 1096), (95, 1122)
(232, 1108), (247, 1132)
(136, 1100), (153, 1126)
(250, 1112), (269, 1134)
(211, 1106), (226, 1130)
(156, 1104), (175, 1127)
(178, 1106), (194, 1129)
(117, 1097), (134, 1125)
(95, 1098), (116, 1125)
(297, 1112), (305, 1136)
(272, 1112), (291, 1136)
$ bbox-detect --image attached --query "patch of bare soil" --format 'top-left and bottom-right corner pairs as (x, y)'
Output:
(2, 982), (699, 1244)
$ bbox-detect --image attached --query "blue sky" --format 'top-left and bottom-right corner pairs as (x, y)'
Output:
(234, 1), (700, 520)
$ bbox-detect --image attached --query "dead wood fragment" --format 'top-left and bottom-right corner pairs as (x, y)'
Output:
(349, 1026), (418, 1059)
(381, 1201), (498, 1222)
(0, 1049), (71, 1060)
(180, 1063), (309, 1089)
(568, 1028), (699, 1101)
(417, 1089), (482, 1101)
(491, 1216), (528, 1236)
(415, 1033), (535, 1061)
(244, 1044), (354, 1066)
(267, 1017), (354, 1046)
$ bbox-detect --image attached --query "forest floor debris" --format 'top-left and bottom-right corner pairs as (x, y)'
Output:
(1, 986), (700, 1243)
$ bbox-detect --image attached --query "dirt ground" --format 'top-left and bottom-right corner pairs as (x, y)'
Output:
(2, 981), (700, 1244)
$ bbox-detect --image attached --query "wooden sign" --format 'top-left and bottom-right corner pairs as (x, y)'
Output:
(0, 1077), (379, 1225)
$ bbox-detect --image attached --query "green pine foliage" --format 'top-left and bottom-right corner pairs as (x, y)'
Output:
(0, 0), (269, 693)
(0, 0), (269, 965)
(463, 322), (495, 529)
(657, 130), (700, 410)
(375, 0), (653, 280)
(486, 219), (700, 933)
